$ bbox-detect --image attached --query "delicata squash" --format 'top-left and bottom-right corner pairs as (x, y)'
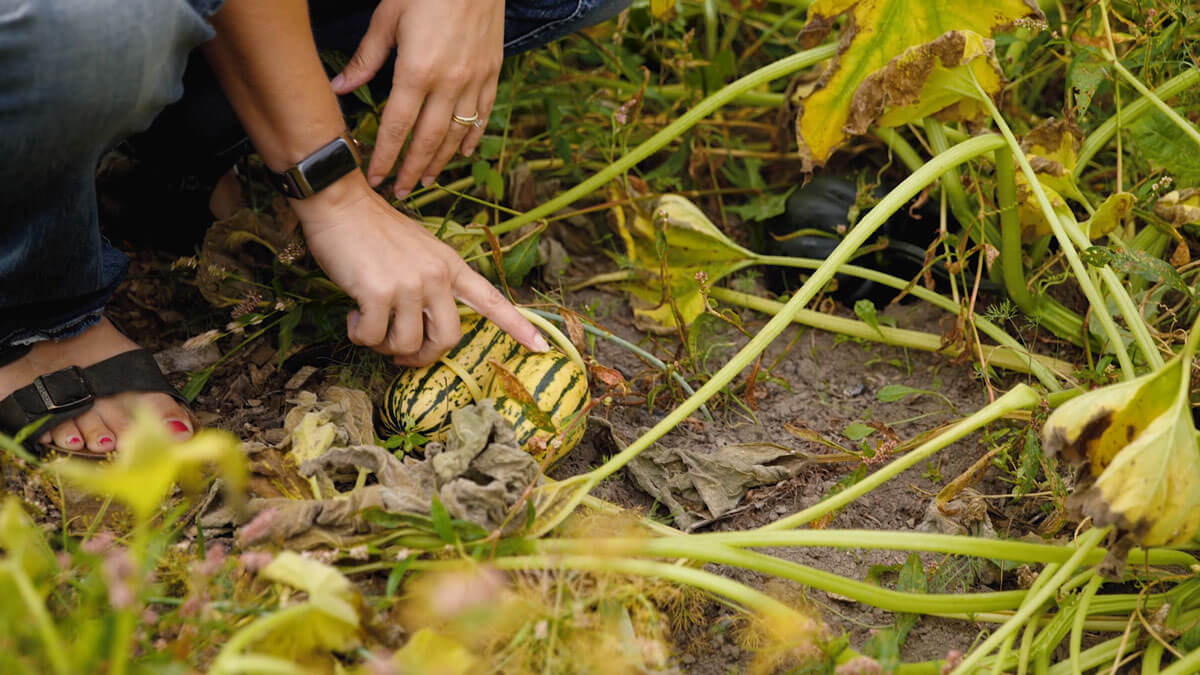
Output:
(378, 314), (590, 466)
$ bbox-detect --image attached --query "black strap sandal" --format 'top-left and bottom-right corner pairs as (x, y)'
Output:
(0, 349), (190, 458)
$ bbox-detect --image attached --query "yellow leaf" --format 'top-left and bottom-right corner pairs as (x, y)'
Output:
(390, 628), (479, 675)
(1082, 192), (1134, 240)
(1022, 118), (1087, 204)
(649, 0), (675, 19)
(1044, 359), (1179, 477)
(794, 0), (1039, 169)
(869, 31), (1004, 129)
(611, 194), (753, 332)
(248, 552), (363, 663)
(1044, 320), (1200, 550)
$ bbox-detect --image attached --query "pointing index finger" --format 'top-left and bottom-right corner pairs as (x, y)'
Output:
(453, 271), (549, 353)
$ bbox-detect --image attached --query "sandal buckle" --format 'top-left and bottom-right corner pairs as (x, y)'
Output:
(33, 366), (93, 413)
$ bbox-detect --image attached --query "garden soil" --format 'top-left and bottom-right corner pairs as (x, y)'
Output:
(71, 253), (1065, 671)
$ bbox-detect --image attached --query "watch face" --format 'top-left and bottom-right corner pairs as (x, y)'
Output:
(299, 138), (360, 194)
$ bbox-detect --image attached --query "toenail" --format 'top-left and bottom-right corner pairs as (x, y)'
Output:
(166, 419), (190, 434)
(68, 436), (82, 446)
(98, 437), (113, 447)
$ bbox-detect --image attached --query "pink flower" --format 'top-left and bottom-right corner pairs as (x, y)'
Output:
(101, 549), (136, 610)
(238, 551), (274, 573)
(237, 508), (278, 546)
(82, 531), (115, 555)
(835, 656), (882, 675)
(192, 543), (227, 577)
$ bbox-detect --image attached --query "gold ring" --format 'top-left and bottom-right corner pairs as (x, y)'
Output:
(451, 112), (479, 127)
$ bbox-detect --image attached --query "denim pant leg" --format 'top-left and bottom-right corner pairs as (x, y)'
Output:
(504, 0), (632, 56)
(0, 0), (215, 347)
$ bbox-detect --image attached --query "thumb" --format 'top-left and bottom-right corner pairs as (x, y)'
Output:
(332, 13), (394, 94)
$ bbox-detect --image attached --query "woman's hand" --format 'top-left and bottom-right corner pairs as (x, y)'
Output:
(294, 175), (547, 366)
(331, 0), (505, 198)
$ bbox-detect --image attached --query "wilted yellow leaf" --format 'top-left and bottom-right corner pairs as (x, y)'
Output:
(250, 552), (363, 662)
(612, 194), (754, 332)
(793, 0), (1039, 169)
(1022, 118), (1087, 204)
(1044, 322), (1200, 549)
(1082, 192), (1134, 240)
(390, 628), (479, 675)
(649, 0), (675, 19)
(869, 31), (1004, 128)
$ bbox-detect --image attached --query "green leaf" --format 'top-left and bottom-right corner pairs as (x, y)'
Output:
(1128, 110), (1200, 186)
(180, 368), (213, 403)
(875, 383), (924, 403)
(386, 555), (415, 598)
(853, 299), (881, 333)
(430, 496), (455, 543)
(726, 186), (796, 223)
(501, 231), (541, 287)
(1067, 46), (1106, 120)
(843, 422), (876, 441)
(276, 306), (302, 367)
(1081, 246), (1192, 299)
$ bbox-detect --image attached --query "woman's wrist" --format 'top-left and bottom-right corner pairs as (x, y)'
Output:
(290, 170), (377, 232)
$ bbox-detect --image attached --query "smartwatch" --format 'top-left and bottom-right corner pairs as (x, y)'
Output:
(267, 131), (363, 199)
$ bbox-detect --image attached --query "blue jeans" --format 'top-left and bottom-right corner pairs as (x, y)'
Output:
(0, 0), (629, 347)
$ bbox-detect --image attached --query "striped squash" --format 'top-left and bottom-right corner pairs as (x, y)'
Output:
(378, 314), (518, 439)
(485, 350), (590, 465)
(379, 315), (590, 465)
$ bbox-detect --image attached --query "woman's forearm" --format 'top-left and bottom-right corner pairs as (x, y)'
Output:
(202, 0), (347, 173)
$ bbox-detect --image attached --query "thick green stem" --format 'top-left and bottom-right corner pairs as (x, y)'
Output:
(486, 555), (806, 623)
(872, 128), (925, 173)
(976, 83), (1137, 379)
(532, 530), (1194, 568)
(994, 146), (1085, 343)
(710, 287), (1074, 381)
(763, 383), (1040, 531)
(493, 44), (838, 234)
(746, 255), (1066, 390)
(1075, 69), (1200, 179)
(924, 119), (1001, 248)
(952, 527), (1108, 674)
(1069, 575), (1105, 672)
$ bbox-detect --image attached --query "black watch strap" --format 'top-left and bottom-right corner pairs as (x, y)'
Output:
(267, 131), (363, 199)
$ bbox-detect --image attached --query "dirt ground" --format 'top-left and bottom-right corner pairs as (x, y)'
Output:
(84, 235), (1061, 672)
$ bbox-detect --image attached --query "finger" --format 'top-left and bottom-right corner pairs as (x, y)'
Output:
(348, 304), (391, 349)
(461, 76), (498, 157)
(332, 7), (396, 94)
(421, 102), (478, 186)
(451, 264), (548, 353)
(384, 292), (425, 356)
(392, 90), (457, 197)
(406, 285), (462, 366)
(367, 81), (426, 187)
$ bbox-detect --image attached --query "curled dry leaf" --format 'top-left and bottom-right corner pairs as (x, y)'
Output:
(1154, 188), (1200, 228)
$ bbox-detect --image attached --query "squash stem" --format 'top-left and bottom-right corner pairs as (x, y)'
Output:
(709, 287), (1074, 380)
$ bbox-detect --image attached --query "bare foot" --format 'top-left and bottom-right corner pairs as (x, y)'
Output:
(0, 318), (192, 454)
